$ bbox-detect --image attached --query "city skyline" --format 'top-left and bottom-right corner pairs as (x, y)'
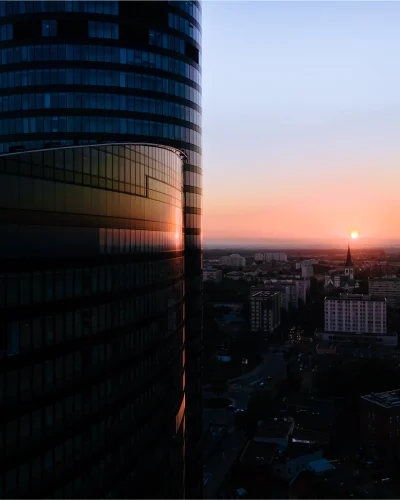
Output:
(202, 1), (400, 245)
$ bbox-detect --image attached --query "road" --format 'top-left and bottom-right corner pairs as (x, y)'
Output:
(204, 352), (286, 411)
(202, 351), (287, 497)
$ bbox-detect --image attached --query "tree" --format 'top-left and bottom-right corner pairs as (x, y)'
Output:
(315, 358), (400, 399)
(235, 390), (276, 436)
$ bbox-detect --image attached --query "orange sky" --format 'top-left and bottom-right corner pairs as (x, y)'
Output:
(202, 162), (400, 244)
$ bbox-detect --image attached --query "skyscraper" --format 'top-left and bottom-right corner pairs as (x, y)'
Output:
(0, 1), (202, 497)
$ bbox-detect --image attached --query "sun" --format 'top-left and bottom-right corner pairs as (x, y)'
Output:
(351, 231), (359, 239)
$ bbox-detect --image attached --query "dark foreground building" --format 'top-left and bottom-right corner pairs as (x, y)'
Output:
(0, 1), (203, 498)
(0, 143), (187, 498)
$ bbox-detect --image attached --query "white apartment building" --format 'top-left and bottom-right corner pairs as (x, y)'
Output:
(219, 254), (246, 267)
(254, 252), (287, 262)
(262, 278), (308, 311)
(203, 268), (223, 283)
(265, 252), (287, 262)
(250, 290), (281, 333)
(296, 259), (318, 269)
(324, 294), (387, 334)
(369, 276), (400, 309)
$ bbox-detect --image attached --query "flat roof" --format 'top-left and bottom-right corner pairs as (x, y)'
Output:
(251, 290), (280, 299)
(325, 294), (386, 302)
(284, 442), (321, 459)
(369, 276), (400, 281)
(362, 389), (400, 409)
(292, 429), (330, 445)
(255, 418), (294, 439)
(309, 458), (335, 473)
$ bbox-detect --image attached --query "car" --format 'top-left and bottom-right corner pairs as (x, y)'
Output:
(267, 376), (273, 380)
(234, 408), (245, 413)
(259, 382), (265, 388)
(227, 405), (237, 411)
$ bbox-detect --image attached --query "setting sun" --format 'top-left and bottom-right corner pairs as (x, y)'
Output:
(351, 231), (360, 239)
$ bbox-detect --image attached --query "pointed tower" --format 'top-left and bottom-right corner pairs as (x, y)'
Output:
(344, 244), (354, 280)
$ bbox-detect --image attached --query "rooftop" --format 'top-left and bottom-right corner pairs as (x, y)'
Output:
(369, 276), (400, 281)
(239, 440), (278, 466)
(284, 442), (322, 459)
(325, 293), (386, 302)
(361, 389), (400, 409)
(255, 418), (294, 440)
(292, 429), (330, 445)
(251, 290), (280, 299)
(308, 458), (336, 474)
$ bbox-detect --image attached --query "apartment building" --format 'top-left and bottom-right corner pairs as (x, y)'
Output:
(254, 252), (287, 262)
(250, 290), (281, 333)
(369, 276), (400, 309)
(219, 254), (246, 267)
(262, 278), (308, 310)
(360, 390), (400, 467)
(324, 294), (387, 334)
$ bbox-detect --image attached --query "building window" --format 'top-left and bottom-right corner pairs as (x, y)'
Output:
(88, 21), (119, 39)
(42, 20), (57, 37)
(7, 322), (19, 356)
(0, 24), (13, 41)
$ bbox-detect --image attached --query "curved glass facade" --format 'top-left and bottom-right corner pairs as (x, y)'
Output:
(0, 143), (186, 499)
(0, 1), (203, 496)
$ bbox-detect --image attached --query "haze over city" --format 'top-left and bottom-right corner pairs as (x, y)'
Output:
(202, 1), (400, 246)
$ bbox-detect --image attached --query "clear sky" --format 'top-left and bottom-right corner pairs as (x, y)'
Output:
(202, 1), (400, 246)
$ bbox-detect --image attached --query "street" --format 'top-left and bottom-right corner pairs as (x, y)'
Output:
(202, 351), (287, 498)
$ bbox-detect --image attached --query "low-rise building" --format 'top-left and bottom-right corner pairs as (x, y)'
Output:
(273, 446), (323, 483)
(250, 290), (281, 334)
(203, 267), (223, 283)
(254, 418), (295, 451)
(315, 330), (398, 348)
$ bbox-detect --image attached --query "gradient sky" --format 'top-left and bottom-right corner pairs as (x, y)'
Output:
(202, 1), (400, 245)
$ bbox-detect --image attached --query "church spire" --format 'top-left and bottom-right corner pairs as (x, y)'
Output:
(345, 244), (353, 267)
